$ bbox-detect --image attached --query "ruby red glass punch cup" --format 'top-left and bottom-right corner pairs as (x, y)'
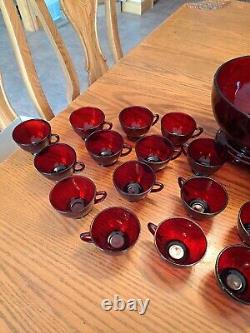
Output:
(119, 106), (159, 141)
(182, 138), (226, 176)
(85, 130), (132, 166)
(113, 160), (164, 202)
(135, 135), (182, 171)
(215, 245), (250, 305)
(238, 201), (250, 246)
(178, 176), (228, 219)
(80, 207), (140, 253)
(148, 217), (207, 267)
(70, 106), (112, 139)
(161, 112), (203, 146)
(34, 143), (85, 181)
(49, 175), (107, 218)
(12, 119), (60, 154)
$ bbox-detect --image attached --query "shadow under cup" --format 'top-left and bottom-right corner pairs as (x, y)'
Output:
(49, 175), (107, 218)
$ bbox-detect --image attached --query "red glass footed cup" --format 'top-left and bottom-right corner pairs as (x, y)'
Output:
(80, 207), (140, 253)
(70, 106), (112, 139)
(113, 160), (164, 202)
(135, 135), (182, 172)
(119, 106), (159, 141)
(161, 112), (203, 146)
(178, 176), (228, 220)
(182, 138), (226, 176)
(12, 119), (60, 154)
(148, 218), (207, 267)
(34, 143), (85, 180)
(49, 175), (107, 218)
(215, 245), (250, 305)
(85, 130), (132, 166)
(238, 201), (250, 246)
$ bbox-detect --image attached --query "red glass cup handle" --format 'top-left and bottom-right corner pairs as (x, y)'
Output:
(80, 232), (93, 243)
(94, 191), (107, 204)
(121, 143), (132, 157)
(171, 148), (182, 160)
(191, 127), (203, 138)
(178, 177), (186, 189)
(102, 121), (113, 130)
(181, 143), (188, 156)
(152, 114), (160, 126)
(73, 161), (85, 173)
(50, 134), (60, 144)
(148, 223), (157, 235)
(151, 182), (164, 193)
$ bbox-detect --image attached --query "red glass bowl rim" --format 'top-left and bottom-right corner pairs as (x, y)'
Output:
(12, 119), (51, 146)
(213, 55), (250, 119)
(34, 143), (77, 175)
(113, 160), (156, 196)
(119, 105), (154, 130)
(49, 175), (96, 213)
(135, 134), (175, 164)
(238, 201), (250, 232)
(69, 106), (105, 130)
(187, 137), (224, 167)
(161, 112), (197, 137)
(85, 129), (124, 156)
(88, 206), (141, 253)
(152, 217), (207, 267)
(215, 244), (250, 305)
(180, 176), (229, 216)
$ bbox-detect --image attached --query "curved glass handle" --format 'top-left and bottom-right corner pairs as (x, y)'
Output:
(121, 143), (132, 157)
(178, 177), (186, 189)
(80, 232), (93, 243)
(50, 133), (60, 144)
(151, 182), (164, 193)
(171, 148), (182, 160)
(73, 161), (85, 172)
(191, 127), (203, 138)
(148, 223), (157, 236)
(102, 121), (113, 130)
(181, 143), (189, 156)
(94, 191), (107, 204)
(152, 114), (159, 126)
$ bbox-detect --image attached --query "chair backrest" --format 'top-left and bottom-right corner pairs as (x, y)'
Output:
(0, 72), (17, 130)
(61, 0), (123, 84)
(0, 0), (122, 120)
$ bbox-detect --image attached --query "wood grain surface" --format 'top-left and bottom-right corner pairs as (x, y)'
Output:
(1, 1), (250, 332)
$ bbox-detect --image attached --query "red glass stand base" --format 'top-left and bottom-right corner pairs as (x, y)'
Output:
(215, 130), (250, 167)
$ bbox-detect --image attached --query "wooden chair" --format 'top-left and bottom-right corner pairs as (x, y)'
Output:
(61, 0), (123, 85)
(0, 0), (122, 121)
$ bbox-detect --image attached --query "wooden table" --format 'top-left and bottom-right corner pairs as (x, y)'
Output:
(1, 1), (250, 332)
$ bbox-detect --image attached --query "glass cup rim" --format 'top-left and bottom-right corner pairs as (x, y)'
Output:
(49, 175), (96, 213)
(187, 138), (225, 168)
(180, 176), (228, 216)
(215, 244), (250, 305)
(135, 134), (175, 165)
(87, 206), (141, 254)
(161, 112), (197, 137)
(238, 201), (250, 234)
(152, 217), (207, 267)
(69, 106), (105, 131)
(12, 118), (51, 146)
(34, 143), (77, 176)
(113, 160), (156, 196)
(119, 105), (154, 130)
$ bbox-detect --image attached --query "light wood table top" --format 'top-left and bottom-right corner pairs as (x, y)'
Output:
(1, 1), (250, 332)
